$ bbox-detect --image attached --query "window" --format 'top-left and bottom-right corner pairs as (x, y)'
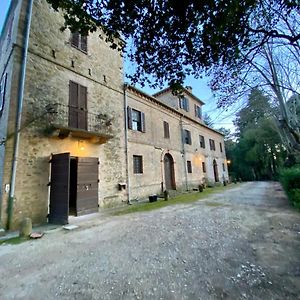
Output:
(199, 135), (205, 148)
(133, 155), (143, 174)
(194, 104), (202, 119)
(187, 160), (192, 173)
(71, 32), (88, 53)
(209, 139), (216, 151)
(202, 162), (206, 173)
(163, 121), (170, 138)
(222, 163), (225, 171)
(127, 107), (145, 132)
(220, 142), (223, 152)
(0, 73), (7, 118)
(179, 96), (189, 112)
(183, 129), (192, 145)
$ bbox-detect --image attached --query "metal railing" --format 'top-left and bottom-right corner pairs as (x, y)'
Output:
(43, 102), (113, 134)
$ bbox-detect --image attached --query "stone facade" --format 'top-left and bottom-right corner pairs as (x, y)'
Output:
(126, 86), (229, 199)
(0, 0), (228, 230)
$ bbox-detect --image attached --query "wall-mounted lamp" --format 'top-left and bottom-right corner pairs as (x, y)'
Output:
(227, 160), (231, 164)
(78, 140), (85, 151)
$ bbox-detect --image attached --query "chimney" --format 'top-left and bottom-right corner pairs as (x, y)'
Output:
(185, 86), (192, 93)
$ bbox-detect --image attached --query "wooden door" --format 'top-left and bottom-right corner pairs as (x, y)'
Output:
(69, 81), (87, 130)
(49, 153), (70, 224)
(76, 157), (99, 216)
(164, 153), (176, 190)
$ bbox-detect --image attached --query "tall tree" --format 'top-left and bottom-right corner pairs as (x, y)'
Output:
(47, 0), (300, 87)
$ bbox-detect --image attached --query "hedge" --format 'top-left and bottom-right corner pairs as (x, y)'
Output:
(279, 166), (300, 209)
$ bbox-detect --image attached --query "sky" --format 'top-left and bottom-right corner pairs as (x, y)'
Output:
(0, 0), (237, 131)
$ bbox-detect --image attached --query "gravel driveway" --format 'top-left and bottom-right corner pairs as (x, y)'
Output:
(0, 181), (299, 300)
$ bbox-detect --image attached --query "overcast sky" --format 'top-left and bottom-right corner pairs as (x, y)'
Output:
(0, 0), (236, 130)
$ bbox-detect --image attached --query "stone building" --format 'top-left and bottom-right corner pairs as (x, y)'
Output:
(0, 0), (228, 230)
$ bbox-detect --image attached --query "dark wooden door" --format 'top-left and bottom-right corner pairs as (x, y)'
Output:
(164, 153), (176, 190)
(76, 157), (99, 216)
(49, 153), (70, 224)
(69, 81), (87, 130)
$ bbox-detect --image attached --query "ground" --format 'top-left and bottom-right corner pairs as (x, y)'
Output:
(0, 182), (299, 299)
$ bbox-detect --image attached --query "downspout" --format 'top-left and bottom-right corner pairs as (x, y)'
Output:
(180, 116), (188, 191)
(7, 0), (33, 229)
(123, 84), (131, 204)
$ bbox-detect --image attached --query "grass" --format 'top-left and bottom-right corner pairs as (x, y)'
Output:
(113, 183), (239, 216)
(0, 236), (28, 245)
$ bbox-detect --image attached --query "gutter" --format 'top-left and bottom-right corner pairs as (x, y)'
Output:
(123, 84), (131, 204)
(7, 0), (33, 229)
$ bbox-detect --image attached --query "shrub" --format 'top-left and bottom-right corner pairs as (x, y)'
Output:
(280, 166), (300, 209)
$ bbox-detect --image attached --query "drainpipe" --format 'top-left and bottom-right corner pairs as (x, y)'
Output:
(180, 116), (188, 191)
(7, 0), (33, 229)
(123, 84), (131, 204)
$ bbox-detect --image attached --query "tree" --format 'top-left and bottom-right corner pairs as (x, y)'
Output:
(226, 89), (286, 180)
(46, 0), (300, 88)
(202, 113), (214, 128)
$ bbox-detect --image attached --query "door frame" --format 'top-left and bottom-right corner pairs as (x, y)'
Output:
(163, 153), (176, 190)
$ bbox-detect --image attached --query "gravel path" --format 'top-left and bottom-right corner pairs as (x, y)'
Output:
(0, 181), (299, 299)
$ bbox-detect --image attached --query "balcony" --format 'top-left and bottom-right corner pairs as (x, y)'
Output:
(43, 103), (114, 143)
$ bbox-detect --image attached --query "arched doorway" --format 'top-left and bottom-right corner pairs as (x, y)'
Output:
(213, 159), (219, 182)
(164, 153), (176, 190)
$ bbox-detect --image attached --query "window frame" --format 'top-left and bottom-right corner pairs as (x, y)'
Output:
(209, 139), (216, 151)
(202, 161), (206, 173)
(183, 129), (192, 145)
(133, 155), (143, 174)
(71, 32), (88, 53)
(187, 160), (192, 173)
(194, 104), (202, 119)
(199, 135), (205, 148)
(220, 142), (223, 153)
(163, 121), (170, 139)
(179, 96), (189, 112)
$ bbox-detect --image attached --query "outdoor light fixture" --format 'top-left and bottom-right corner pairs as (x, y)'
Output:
(78, 140), (85, 150)
(227, 160), (231, 164)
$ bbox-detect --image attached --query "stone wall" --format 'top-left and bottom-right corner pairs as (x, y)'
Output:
(127, 87), (229, 200)
(1, 0), (126, 229)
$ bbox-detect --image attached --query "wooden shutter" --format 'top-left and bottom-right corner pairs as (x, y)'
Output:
(164, 121), (169, 138)
(127, 106), (132, 129)
(71, 32), (80, 48)
(141, 112), (146, 132)
(69, 81), (78, 128)
(188, 130), (192, 145)
(185, 98), (189, 112)
(78, 85), (87, 130)
(0, 73), (7, 117)
(81, 35), (88, 52)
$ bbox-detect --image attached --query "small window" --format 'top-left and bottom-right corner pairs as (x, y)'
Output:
(202, 162), (206, 173)
(71, 32), (88, 53)
(127, 107), (145, 132)
(187, 160), (192, 173)
(163, 121), (170, 138)
(199, 135), (205, 148)
(133, 155), (143, 174)
(184, 129), (192, 145)
(222, 163), (225, 171)
(220, 142), (223, 152)
(194, 104), (202, 119)
(209, 139), (216, 151)
(179, 96), (189, 112)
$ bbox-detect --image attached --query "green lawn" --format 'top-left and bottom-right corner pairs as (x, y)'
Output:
(113, 183), (239, 216)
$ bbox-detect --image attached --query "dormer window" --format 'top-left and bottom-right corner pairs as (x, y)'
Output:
(71, 32), (88, 53)
(179, 96), (189, 112)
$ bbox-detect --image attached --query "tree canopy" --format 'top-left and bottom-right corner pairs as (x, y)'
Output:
(46, 0), (300, 88)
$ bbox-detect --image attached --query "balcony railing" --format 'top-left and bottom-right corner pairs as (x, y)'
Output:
(42, 102), (114, 142)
